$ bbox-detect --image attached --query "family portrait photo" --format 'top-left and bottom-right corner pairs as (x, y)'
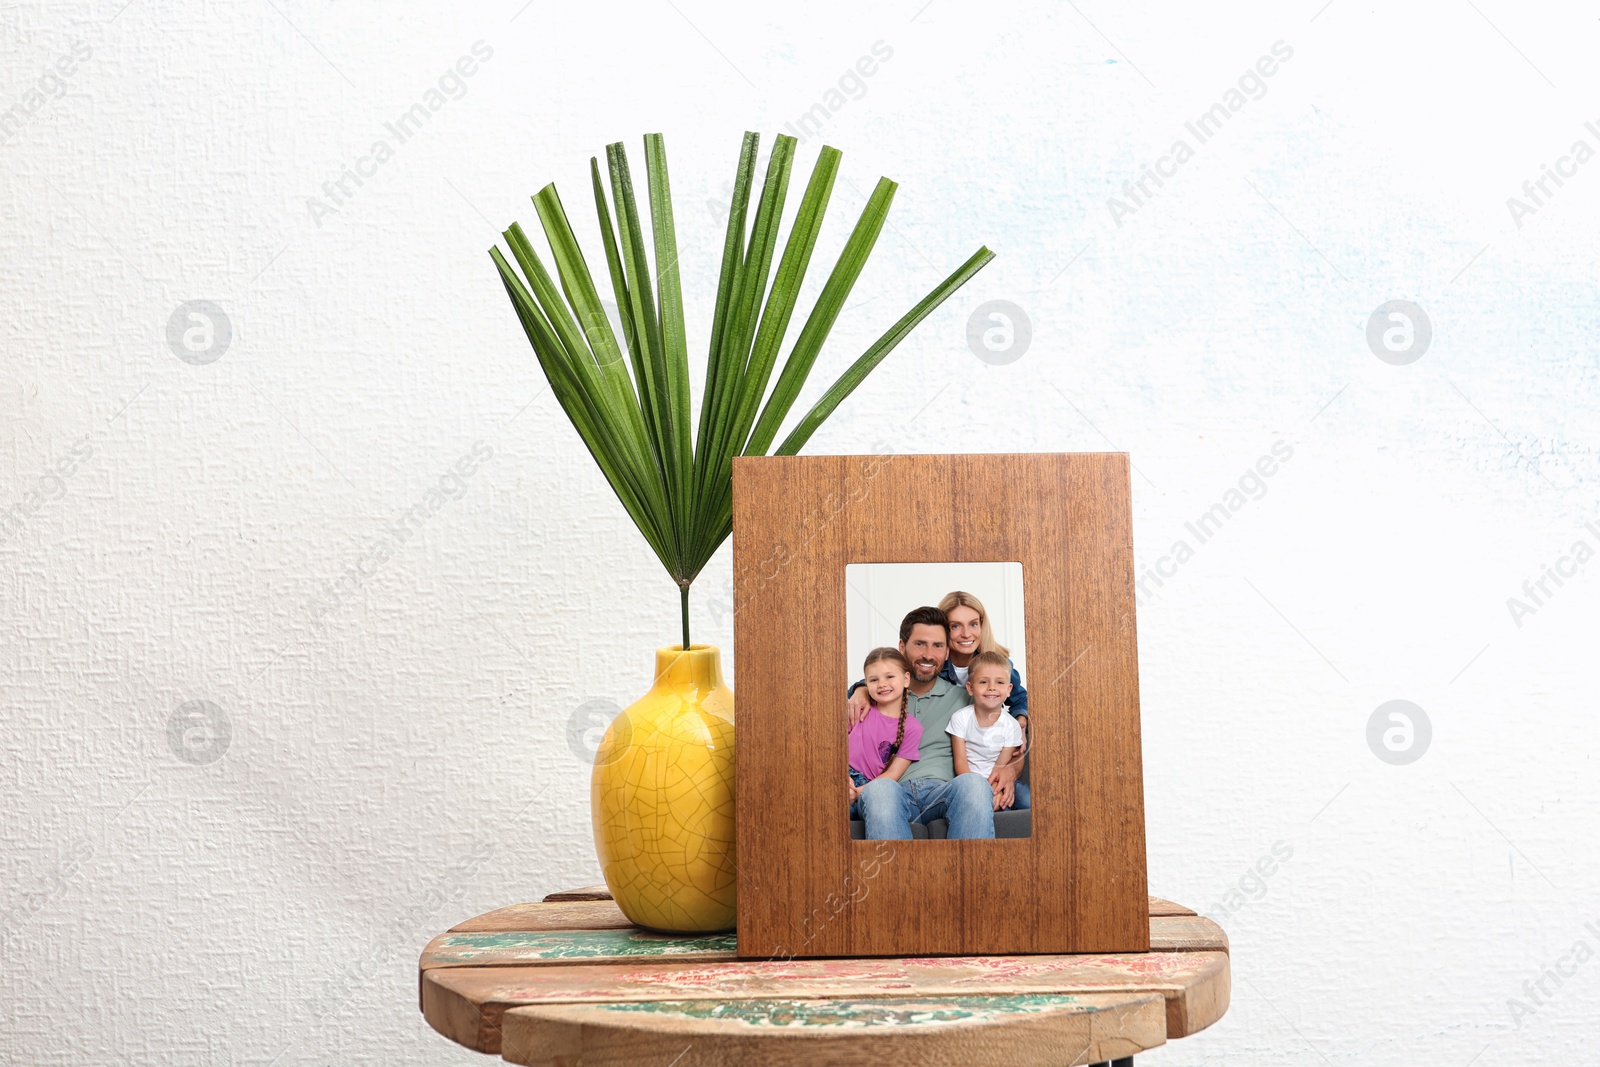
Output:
(844, 561), (1033, 840)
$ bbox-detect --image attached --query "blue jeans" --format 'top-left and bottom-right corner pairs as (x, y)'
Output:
(857, 773), (996, 839)
(848, 768), (869, 820)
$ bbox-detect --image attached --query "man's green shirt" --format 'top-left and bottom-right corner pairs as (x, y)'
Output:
(896, 676), (973, 782)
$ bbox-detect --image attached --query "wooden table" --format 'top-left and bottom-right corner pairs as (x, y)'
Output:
(420, 887), (1229, 1066)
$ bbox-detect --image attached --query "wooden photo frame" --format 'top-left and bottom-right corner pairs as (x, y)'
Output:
(731, 452), (1149, 958)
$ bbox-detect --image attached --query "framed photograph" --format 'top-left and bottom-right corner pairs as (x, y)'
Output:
(844, 560), (1032, 838)
(731, 452), (1149, 958)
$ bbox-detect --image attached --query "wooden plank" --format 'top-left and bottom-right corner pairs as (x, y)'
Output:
(543, 884), (612, 902)
(496, 895), (1190, 921)
(469, 892), (1191, 927)
(423, 930), (739, 970)
(422, 967), (500, 1053)
(448, 900), (632, 933)
(421, 950), (1229, 1053)
(420, 916), (1224, 971)
(1062, 454), (1149, 951)
(500, 992), (1165, 1067)
(731, 454), (1149, 958)
(1148, 896), (1196, 916)
(1150, 915), (1226, 954)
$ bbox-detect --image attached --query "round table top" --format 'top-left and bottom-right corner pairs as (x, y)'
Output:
(420, 887), (1229, 1067)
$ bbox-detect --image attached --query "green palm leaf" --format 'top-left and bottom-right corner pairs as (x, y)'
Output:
(492, 132), (994, 649)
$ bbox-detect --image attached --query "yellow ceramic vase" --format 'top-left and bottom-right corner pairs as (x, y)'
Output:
(592, 643), (736, 933)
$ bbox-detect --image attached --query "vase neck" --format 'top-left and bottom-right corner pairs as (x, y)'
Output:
(652, 644), (725, 695)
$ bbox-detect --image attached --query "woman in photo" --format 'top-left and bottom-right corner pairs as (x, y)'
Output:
(938, 591), (1030, 811)
(938, 591), (1028, 737)
(847, 648), (923, 818)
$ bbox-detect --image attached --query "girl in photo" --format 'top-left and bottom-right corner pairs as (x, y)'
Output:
(847, 647), (923, 818)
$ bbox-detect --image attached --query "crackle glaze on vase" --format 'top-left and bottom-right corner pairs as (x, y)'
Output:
(592, 643), (736, 933)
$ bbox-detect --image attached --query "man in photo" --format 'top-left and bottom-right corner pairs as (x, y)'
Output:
(847, 607), (997, 839)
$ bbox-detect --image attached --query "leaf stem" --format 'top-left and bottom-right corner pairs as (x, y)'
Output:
(680, 581), (691, 651)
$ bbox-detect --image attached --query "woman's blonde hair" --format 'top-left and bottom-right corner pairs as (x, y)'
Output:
(937, 590), (1010, 659)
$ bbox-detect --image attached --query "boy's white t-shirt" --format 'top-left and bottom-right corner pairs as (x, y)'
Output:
(945, 706), (1024, 777)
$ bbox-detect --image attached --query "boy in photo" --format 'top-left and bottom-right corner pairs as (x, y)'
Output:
(946, 650), (1027, 811)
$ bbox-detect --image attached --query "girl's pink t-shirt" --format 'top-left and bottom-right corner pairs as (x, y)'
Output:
(847, 707), (923, 780)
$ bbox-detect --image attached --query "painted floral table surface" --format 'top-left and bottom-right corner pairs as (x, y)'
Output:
(419, 887), (1230, 1067)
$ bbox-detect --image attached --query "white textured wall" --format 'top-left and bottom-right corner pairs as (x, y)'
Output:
(3, 1), (1596, 1063)
(845, 561), (1027, 683)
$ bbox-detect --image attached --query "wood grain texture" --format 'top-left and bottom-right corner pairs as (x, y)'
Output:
(536, 889), (1191, 918)
(448, 900), (632, 933)
(420, 949), (1229, 1053)
(542, 884), (613, 902)
(1148, 896), (1197, 916)
(499, 992), (1166, 1067)
(420, 916), (1222, 971)
(422, 930), (739, 970)
(730, 453), (1148, 958)
(1149, 915), (1227, 953)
